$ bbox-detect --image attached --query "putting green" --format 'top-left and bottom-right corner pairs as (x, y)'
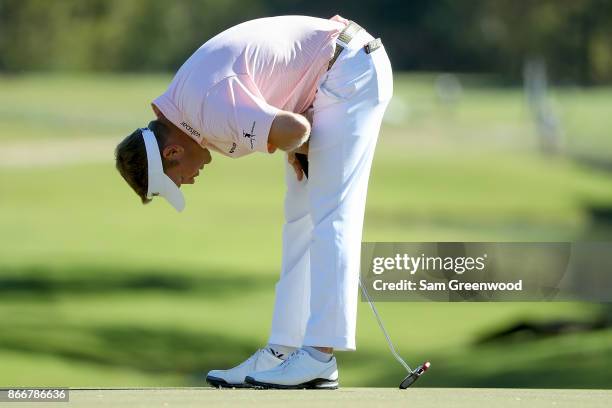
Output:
(40, 387), (610, 408)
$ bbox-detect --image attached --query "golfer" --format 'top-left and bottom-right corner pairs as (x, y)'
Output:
(115, 14), (392, 389)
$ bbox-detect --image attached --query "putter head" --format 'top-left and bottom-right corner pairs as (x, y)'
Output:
(399, 361), (430, 389)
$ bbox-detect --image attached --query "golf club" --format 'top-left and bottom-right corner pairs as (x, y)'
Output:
(296, 153), (430, 389)
(359, 277), (430, 389)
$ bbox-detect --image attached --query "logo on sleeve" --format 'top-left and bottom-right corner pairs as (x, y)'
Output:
(180, 121), (201, 139)
(242, 121), (256, 150)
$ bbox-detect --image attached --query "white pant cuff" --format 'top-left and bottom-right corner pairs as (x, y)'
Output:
(302, 335), (356, 351)
(267, 333), (305, 349)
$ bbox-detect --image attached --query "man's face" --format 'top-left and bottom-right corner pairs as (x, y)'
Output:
(162, 138), (212, 187)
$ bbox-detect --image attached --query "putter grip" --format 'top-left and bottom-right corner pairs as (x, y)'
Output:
(295, 153), (308, 178)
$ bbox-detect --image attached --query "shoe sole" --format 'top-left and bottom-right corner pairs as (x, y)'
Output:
(245, 376), (338, 390)
(206, 375), (254, 389)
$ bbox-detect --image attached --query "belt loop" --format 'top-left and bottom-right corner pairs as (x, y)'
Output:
(337, 20), (362, 45)
(328, 44), (344, 71)
(328, 21), (363, 71)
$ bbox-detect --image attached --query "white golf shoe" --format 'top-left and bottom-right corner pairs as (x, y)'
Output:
(206, 348), (284, 388)
(245, 348), (339, 389)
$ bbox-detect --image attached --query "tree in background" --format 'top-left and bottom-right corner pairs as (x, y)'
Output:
(477, 0), (612, 84)
(1, 0), (611, 84)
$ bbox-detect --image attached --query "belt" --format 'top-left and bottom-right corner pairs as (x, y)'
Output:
(327, 21), (383, 71)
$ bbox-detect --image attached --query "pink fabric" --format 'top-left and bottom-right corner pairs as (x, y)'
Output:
(153, 15), (348, 158)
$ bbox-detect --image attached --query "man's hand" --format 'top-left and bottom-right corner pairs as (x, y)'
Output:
(293, 140), (309, 155)
(287, 140), (309, 181)
(269, 106), (312, 180)
(288, 151), (306, 181)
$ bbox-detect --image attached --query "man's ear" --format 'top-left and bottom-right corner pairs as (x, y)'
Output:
(152, 104), (163, 119)
(162, 144), (184, 161)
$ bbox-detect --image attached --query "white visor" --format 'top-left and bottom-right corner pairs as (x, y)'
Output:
(141, 128), (185, 212)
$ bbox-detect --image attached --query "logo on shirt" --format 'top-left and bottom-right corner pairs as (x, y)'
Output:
(180, 121), (201, 139)
(229, 142), (237, 154)
(242, 121), (256, 150)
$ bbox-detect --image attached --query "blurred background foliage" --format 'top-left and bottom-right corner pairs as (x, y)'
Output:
(0, 0), (611, 390)
(1, 0), (612, 84)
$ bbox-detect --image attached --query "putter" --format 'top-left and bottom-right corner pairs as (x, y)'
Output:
(359, 277), (430, 389)
(296, 153), (430, 388)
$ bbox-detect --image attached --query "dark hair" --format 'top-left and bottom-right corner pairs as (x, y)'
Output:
(115, 120), (175, 204)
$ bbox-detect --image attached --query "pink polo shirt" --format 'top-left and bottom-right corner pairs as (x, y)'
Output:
(152, 15), (348, 158)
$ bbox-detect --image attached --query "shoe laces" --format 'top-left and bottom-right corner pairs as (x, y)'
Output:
(278, 349), (305, 369)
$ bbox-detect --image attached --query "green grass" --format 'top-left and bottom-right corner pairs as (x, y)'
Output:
(0, 74), (167, 142)
(49, 388), (612, 408)
(0, 73), (611, 389)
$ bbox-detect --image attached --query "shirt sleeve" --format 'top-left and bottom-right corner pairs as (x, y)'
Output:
(203, 75), (281, 154)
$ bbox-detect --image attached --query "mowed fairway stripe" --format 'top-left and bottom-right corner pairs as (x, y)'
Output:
(1, 137), (115, 168)
(64, 387), (612, 408)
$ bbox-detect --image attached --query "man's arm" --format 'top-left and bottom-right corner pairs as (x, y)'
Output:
(267, 109), (313, 181)
(268, 111), (311, 152)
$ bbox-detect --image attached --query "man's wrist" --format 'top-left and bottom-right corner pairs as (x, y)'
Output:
(292, 139), (309, 155)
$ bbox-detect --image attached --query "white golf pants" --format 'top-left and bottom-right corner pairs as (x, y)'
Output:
(268, 28), (393, 351)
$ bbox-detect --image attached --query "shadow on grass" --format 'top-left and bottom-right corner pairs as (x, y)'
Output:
(1, 322), (611, 388)
(0, 323), (260, 384)
(0, 264), (279, 385)
(0, 264), (276, 298)
(339, 328), (612, 389)
(2, 264), (611, 388)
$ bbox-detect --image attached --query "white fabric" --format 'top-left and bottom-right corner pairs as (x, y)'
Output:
(268, 28), (393, 351)
(303, 345), (332, 362)
(141, 128), (185, 212)
(152, 16), (347, 158)
(246, 349), (338, 387)
(206, 348), (283, 385)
